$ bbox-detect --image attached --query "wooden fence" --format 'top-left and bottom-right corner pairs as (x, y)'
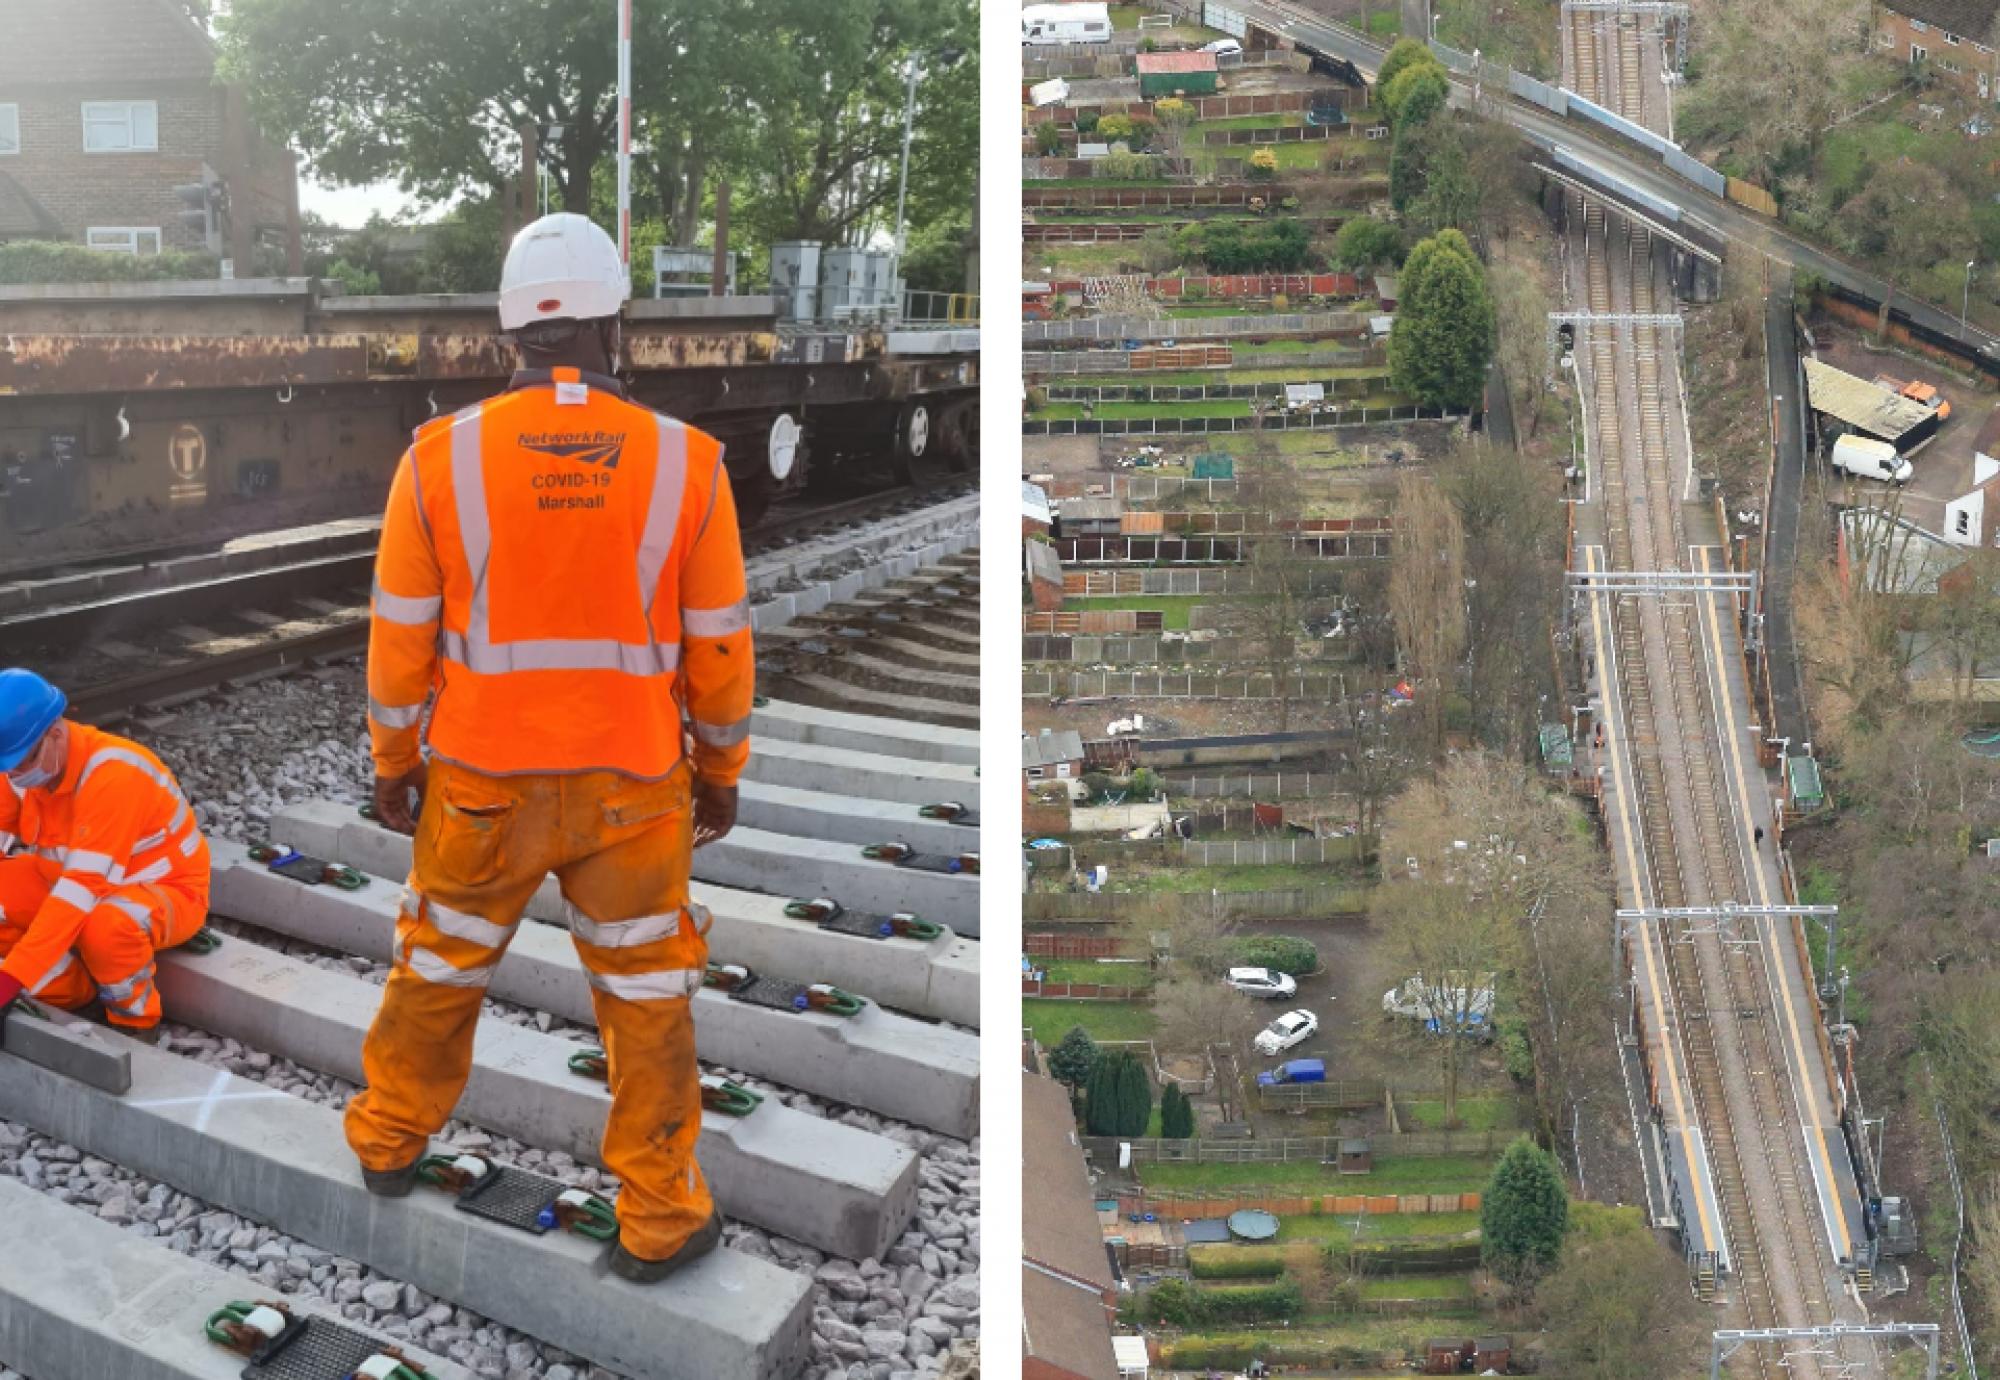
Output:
(1036, 272), (1364, 300)
(1022, 884), (1371, 922)
(1021, 976), (1149, 1001)
(1202, 121), (1386, 145)
(1106, 1184), (1483, 1217)
(1023, 181), (1301, 210)
(1101, 1130), (1510, 1164)
(1167, 771), (1348, 799)
(1025, 932), (1126, 959)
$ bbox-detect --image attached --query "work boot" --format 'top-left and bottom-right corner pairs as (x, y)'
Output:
(113, 1022), (165, 1047)
(360, 1150), (428, 1198)
(606, 1213), (725, 1283)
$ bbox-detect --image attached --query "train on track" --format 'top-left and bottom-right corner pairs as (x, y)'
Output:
(0, 277), (978, 565)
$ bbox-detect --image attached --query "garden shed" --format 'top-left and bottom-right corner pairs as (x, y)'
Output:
(1136, 50), (1219, 97)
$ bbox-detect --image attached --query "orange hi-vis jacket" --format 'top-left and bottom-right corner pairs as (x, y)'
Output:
(0, 721), (210, 993)
(368, 367), (755, 784)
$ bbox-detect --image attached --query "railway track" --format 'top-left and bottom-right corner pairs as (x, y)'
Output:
(1566, 9), (1860, 1375)
(0, 520), (982, 1380)
(1, 482), (969, 723)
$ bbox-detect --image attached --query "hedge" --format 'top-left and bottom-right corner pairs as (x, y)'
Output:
(1188, 1245), (1288, 1280)
(1142, 1278), (1303, 1327)
(1232, 934), (1319, 976)
(0, 241), (219, 285)
(1162, 1331), (1404, 1370)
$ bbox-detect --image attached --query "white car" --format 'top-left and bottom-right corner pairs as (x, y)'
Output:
(1253, 1008), (1318, 1055)
(1202, 38), (1244, 56)
(1226, 966), (1298, 1000)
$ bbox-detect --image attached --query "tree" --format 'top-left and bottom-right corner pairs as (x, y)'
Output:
(1115, 1051), (1154, 1135)
(1480, 1136), (1569, 1285)
(1228, 434), (1313, 731)
(1152, 973), (1255, 1121)
(1442, 434), (1562, 750)
(1137, 228), (1178, 274)
(1153, 98), (1197, 177)
(1388, 471), (1467, 756)
(1409, 128), (1477, 236)
(1486, 261), (1551, 441)
(1085, 1049), (1152, 1136)
(1160, 1082), (1196, 1138)
(1083, 1050), (1125, 1135)
(1388, 229), (1495, 409)
(1387, 66), (1450, 133)
(1675, 0), (1869, 183)
(1331, 216), (1404, 272)
(1375, 38), (1442, 99)
(1034, 121), (1064, 156)
(1048, 1025), (1100, 1091)
(1836, 156), (1973, 339)
(1248, 148), (1279, 180)
(1538, 1205), (1701, 1376)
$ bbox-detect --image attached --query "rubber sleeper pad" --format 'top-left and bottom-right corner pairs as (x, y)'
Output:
(246, 1315), (404, 1380)
(455, 1166), (559, 1233)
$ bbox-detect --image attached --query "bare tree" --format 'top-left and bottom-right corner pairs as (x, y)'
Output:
(1381, 753), (1616, 1138)
(1389, 471), (1468, 757)
(1229, 434), (1315, 732)
(1153, 973), (1258, 1121)
(1487, 260), (1551, 441)
(1538, 1216), (1705, 1378)
(1836, 156), (1975, 339)
(1679, 0), (1870, 182)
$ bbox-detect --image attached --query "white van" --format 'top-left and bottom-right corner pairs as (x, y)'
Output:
(1831, 433), (1913, 485)
(1023, 2), (1112, 44)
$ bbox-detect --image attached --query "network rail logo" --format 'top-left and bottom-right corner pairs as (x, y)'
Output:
(519, 430), (627, 470)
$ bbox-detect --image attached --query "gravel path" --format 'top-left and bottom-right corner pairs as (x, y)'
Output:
(0, 661), (981, 1380)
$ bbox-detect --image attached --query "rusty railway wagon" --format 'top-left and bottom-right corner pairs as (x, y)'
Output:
(0, 277), (979, 564)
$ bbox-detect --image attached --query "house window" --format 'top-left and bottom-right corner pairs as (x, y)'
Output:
(1912, 42), (1929, 62)
(1976, 40), (1993, 52)
(1947, 29), (1961, 43)
(86, 227), (162, 255)
(1027, 766), (1047, 780)
(0, 105), (17, 155)
(1877, 29), (1896, 47)
(1957, 510), (1972, 536)
(1942, 57), (1962, 72)
(81, 100), (158, 152)
(1055, 762), (1073, 778)
(1912, 17), (1930, 30)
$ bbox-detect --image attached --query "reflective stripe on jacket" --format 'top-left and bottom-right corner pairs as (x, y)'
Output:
(0, 721), (211, 992)
(367, 366), (755, 783)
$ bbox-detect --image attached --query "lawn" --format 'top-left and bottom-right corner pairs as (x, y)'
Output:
(1096, 365), (1387, 386)
(1142, 1154), (1497, 1197)
(1024, 244), (1147, 275)
(1107, 862), (1368, 895)
(1195, 113), (1305, 132)
(1023, 997), (1158, 1047)
(1356, 1274), (1475, 1301)
(1065, 593), (1206, 630)
(1275, 1210), (1484, 1244)
(1398, 1095), (1525, 1133)
(1040, 956), (1156, 987)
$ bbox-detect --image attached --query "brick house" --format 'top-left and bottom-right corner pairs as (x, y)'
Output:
(0, 0), (300, 268)
(1022, 1071), (1122, 1380)
(1875, 0), (2000, 103)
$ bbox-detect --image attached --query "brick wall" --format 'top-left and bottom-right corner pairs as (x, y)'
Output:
(0, 1), (296, 257)
(5, 84), (220, 250)
(1878, 8), (2000, 102)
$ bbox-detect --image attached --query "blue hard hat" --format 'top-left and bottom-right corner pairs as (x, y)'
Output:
(0, 669), (66, 773)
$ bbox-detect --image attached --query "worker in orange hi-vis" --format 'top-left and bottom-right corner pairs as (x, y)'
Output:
(0, 667), (211, 1039)
(343, 212), (754, 1284)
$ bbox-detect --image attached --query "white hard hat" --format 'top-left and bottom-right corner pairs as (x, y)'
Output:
(498, 212), (629, 331)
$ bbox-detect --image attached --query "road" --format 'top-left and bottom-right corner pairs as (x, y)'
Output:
(1233, 0), (2000, 364)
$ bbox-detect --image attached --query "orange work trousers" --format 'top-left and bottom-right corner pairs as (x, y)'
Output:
(0, 856), (202, 1028)
(343, 758), (714, 1261)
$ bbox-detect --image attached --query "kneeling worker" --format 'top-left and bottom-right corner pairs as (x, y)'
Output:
(0, 668), (211, 1035)
(343, 212), (755, 1284)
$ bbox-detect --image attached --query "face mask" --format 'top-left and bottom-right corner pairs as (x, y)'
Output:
(6, 762), (53, 791)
